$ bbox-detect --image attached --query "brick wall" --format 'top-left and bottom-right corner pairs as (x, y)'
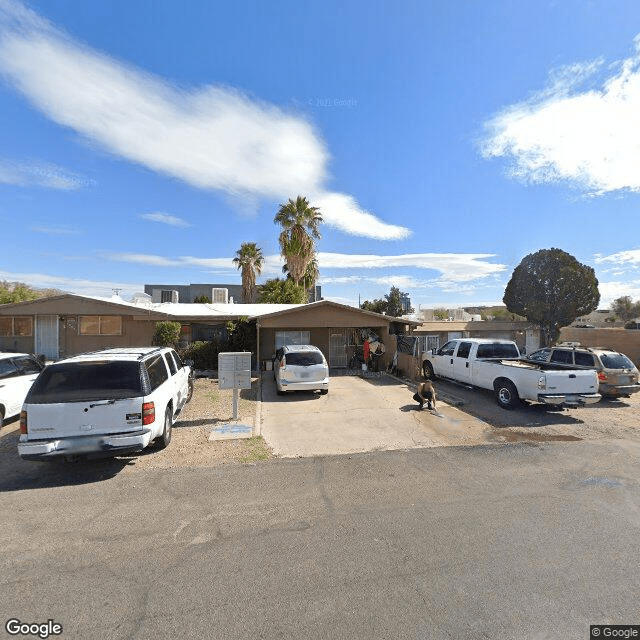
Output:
(559, 327), (640, 367)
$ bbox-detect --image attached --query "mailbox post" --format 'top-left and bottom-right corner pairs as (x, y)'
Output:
(218, 352), (252, 420)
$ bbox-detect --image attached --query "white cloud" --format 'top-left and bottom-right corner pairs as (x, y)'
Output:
(139, 212), (191, 227)
(0, 0), (408, 240)
(482, 36), (640, 194)
(0, 269), (141, 298)
(0, 157), (87, 189)
(598, 280), (640, 308)
(101, 250), (506, 285)
(32, 225), (82, 235)
(595, 249), (640, 266)
(317, 252), (506, 281)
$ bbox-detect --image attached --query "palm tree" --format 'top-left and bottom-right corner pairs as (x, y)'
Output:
(274, 196), (322, 288)
(232, 242), (264, 303)
(282, 257), (320, 300)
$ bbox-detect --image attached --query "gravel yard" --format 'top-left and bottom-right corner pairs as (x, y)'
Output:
(122, 376), (272, 473)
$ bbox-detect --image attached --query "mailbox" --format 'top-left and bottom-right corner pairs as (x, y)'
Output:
(218, 352), (252, 390)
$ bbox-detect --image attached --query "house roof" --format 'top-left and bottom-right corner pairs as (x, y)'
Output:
(0, 294), (418, 325)
(255, 299), (420, 326)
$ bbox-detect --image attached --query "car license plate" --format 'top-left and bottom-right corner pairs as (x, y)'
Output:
(300, 372), (310, 379)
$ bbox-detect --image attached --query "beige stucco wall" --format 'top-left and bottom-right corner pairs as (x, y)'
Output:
(559, 327), (640, 367)
(58, 316), (157, 358)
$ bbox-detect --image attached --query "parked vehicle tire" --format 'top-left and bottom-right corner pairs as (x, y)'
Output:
(276, 387), (285, 396)
(423, 361), (435, 380)
(186, 378), (194, 403)
(320, 389), (328, 395)
(494, 379), (519, 409)
(158, 405), (173, 449)
(0, 406), (4, 429)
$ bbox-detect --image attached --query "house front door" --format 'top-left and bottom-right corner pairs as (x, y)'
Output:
(329, 331), (347, 367)
(35, 315), (59, 360)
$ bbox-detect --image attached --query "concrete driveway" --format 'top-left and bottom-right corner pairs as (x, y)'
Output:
(259, 373), (492, 457)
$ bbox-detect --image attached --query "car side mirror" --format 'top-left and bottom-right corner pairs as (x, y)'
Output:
(184, 358), (194, 368)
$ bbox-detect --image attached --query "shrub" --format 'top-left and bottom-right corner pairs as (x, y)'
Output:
(179, 341), (220, 369)
(152, 321), (182, 347)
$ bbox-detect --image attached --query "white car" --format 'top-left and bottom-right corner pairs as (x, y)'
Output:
(273, 345), (329, 395)
(18, 347), (192, 460)
(0, 352), (44, 427)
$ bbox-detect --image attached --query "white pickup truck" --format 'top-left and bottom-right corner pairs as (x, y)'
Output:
(422, 339), (601, 409)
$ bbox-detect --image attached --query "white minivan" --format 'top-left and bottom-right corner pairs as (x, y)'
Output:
(0, 353), (44, 427)
(18, 347), (192, 460)
(273, 345), (329, 395)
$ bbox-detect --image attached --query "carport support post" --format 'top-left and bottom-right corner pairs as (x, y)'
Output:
(232, 388), (239, 420)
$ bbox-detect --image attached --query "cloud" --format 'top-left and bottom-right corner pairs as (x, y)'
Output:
(0, 269), (141, 298)
(595, 249), (640, 266)
(598, 280), (640, 308)
(32, 225), (82, 235)
(481, 35), (640, 194)
(139, 212), (191, 228)
(0, 157), (87, 189)
(0, 0), (408, 240)
(317, 252), (506, 281)
(101, 250), (505, 285)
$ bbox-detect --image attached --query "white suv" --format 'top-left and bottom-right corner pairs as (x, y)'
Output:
(273, 345), (329, 395)
(0, 353), (44, 427)
(18, 347), (192, 461)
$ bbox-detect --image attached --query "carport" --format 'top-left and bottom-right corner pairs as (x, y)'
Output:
(255, 300), (418, 370)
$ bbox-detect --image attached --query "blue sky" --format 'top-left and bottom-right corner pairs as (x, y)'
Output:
(2, 0), (640, 311)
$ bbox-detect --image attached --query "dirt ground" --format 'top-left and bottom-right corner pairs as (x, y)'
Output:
(2, 373), (638, 478)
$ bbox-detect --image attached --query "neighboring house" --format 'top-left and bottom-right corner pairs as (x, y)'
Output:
(413, 321), (541, 356)
(0, 294), (415, 369)
(571, 309), (621, 328)
(144, 282), (322, 304)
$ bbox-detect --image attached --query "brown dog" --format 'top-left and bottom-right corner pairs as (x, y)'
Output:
(415, 380), (437, 411)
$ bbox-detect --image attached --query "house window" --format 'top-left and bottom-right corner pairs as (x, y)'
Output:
(275, 331), (310, 349)
(79, 316), (123, 335)
(0, 317), (33, 337)
(416, 335), (439, 354)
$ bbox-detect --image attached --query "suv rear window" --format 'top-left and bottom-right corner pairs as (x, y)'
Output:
(27, 361), (144, 403)
(285, 352), (324, 366)
(476, 343), (520, 359)
(600, 353), (634, 369)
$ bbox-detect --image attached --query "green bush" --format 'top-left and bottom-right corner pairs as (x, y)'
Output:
(179, 341), (220, 369)
(152, 321), (182, 347)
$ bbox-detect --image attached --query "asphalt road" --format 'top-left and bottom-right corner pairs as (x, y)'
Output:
(1, 439), (639, 640)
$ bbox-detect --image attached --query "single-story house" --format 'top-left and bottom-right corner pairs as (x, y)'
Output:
(0, 294), (417, 369)
(413, 320), (541, 355)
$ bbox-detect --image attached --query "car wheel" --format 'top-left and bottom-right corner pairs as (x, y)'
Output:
(158, 405), (173, 449)
(423, 362), (435, 380)
(276, 388), (285, 396)
(186, 378), (194, 403)
(494, 380), (519, 410)
(0, 406), (4, 429)
(320, 389), (328, 395)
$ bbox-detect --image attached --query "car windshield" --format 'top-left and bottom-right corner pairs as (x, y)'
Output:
(476, 343), (520, 359)
(27, 361), (143, 403)
(285, 352), (324, 366)
(600, 353), (635, 369)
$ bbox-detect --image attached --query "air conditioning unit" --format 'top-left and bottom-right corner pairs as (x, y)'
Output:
(211, 288), (229, 304)
(152, 289), (179, 303)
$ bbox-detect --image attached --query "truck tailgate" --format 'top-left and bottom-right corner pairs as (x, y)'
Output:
(544, 369), (598, 394)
